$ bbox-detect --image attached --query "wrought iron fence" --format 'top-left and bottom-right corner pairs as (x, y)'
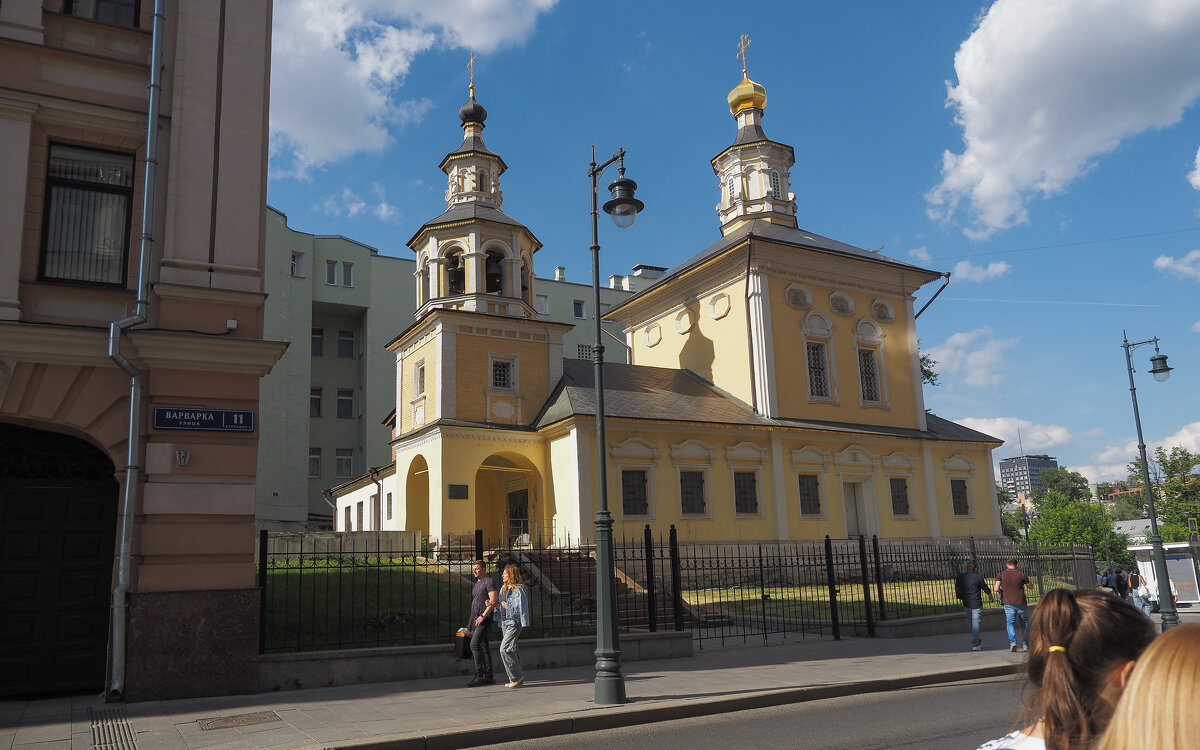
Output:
(257, 528), (1095, 653)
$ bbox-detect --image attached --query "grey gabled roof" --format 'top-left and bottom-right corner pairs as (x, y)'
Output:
(437, 135), (508, 172)
(607, 218), (941, 316)
(534, 359), (772, 429)
(406, 203), (539, 247)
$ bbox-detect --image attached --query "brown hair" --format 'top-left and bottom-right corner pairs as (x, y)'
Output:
(1021, 589), (1155, 750)
(500, 563), (525, 594)
(1096, 624), (1200, 750)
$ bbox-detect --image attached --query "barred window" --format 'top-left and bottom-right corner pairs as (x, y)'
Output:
(309, 388), (322, 418)
(806, 342), (830, 398)
(798, 474), (821, 515)
(492, 360), (514, 389)
(770, 170), (782, 198)
(40, 144), (135, 285)
(858, 348), (881, 402)
(734, 471), (758, 514)
(336, 389), (354, 419)
(577, 344), (593, 360)
(621, 469), (648, 516)
(951, 479), (970, 516)
(889, 477), (910, 516)
(680, 471), (706, 515)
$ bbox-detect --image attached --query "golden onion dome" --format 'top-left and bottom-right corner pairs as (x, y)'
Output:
(727, 73), (767, 115)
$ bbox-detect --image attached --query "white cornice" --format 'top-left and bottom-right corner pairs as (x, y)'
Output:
(0, 322), (113, 366)
(126, 330), (287, 375)
(153, 283), (268, 307)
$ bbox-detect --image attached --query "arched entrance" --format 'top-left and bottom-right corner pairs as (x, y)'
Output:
(405, 455), (430, 537)
(474, 453), (542, 546)
(0, 423), (118, 697)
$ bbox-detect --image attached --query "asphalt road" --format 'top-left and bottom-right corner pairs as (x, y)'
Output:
(479, 675), (1028, 750)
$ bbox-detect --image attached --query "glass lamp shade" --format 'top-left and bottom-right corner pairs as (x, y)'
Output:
(1149, 352), (1172, 382)
(604, 176), (644, 229)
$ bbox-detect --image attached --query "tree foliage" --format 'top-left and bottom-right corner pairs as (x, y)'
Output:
(1033, 467), (1092, 503)
(1029, 490), (1134, 566)
(919, 343), (939, 387)
(1126, 446), (1200, 530)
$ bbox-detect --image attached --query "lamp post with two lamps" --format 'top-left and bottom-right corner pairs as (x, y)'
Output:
(587, 146), (644, 704)
(1122, 331), (1178, 631)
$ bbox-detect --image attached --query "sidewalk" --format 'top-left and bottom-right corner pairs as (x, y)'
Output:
(3, 628), (1028, 750)
(7, 608), (1195, 750)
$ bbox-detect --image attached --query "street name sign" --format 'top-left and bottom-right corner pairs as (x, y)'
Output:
(153, 407), (254, 432)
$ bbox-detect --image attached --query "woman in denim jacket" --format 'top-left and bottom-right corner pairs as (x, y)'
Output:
(496, 563), (531, 688)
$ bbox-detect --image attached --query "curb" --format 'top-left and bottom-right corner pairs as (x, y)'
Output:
(326, 663), (1020, 750)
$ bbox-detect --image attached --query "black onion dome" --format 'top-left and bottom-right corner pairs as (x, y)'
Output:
(458, 95), (487, 126)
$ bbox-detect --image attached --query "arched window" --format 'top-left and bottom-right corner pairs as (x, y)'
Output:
(484, 249), (504, 294)
(478, 169), (490, 193)
(727, 176), (735, 203)
(802, 311), (836, 403)
(446, 249), (465, 295)
(854, 319), (886, 407)
(770, 170), (782, 199)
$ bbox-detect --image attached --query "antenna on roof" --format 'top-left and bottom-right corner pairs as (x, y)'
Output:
(1017, 425), (1025, 456)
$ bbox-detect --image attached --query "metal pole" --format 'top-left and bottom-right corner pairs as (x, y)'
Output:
(590, 146), (626, 703)
(1123, 332), (1179, 630)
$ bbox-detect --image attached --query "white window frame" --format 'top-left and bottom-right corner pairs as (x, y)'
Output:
(325, 259), (337, 285)
(309, 387), (322, 418)
(414, 360), (426, 397)
(572, 300), (586, 319)
(535, 294), (550, 315)
(342, 262), (354, 287)
(489, 355), (516, 392)
(612, 437), (658, 521)
(336, 389), (355, 419)
(854, 319), (888, 408)
(802, 311), (838, 404)
(336, 448), (354, 479)
(308, 448), (321, 478)
(290, 252), (305, 277)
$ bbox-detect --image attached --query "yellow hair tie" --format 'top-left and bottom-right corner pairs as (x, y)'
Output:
(1048, 646), (1067, 653)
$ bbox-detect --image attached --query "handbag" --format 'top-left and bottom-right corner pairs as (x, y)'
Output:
(1137, 583), (1150, 599)
(454, 628), (472, 659)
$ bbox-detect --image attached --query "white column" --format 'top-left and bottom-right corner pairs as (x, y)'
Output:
(0, 99), (37, 320)
(746, 269), (778, 416)
(0, 0), (45, 44)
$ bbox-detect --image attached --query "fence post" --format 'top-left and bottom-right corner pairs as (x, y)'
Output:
(969, 535), (978, 564)
(857, 535), (875, 637)
(258, 528), (268, 654)
(1031, 539), (1046, 597)
(758, 545), (768, 644)
(474, 529), (484, 562)
(872, 535), (887, 621)
(824, 535), (841, 641)
(669, 525), (683, 631)
(644, 524), (657, 632)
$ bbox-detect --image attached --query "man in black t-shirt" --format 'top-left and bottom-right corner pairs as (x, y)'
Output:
(467, 560), (498, 687)
(955, 561), (994, 651)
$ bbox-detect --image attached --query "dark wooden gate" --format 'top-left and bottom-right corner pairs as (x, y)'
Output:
(0, 424), (118, 697)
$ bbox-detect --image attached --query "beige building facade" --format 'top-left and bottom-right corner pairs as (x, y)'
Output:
(0, 1), (280, 700)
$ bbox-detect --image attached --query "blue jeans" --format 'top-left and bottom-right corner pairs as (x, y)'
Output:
(1004, 604), (1029, 646)
(967, 607), (983, 648)
(1131, 593), (1153, 617)
(500, 620), (524, 682)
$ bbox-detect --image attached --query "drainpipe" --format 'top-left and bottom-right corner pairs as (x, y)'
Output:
(914, 272), (951, 319)
(106, 0), (164, 701)
(369, 467), (383, 530)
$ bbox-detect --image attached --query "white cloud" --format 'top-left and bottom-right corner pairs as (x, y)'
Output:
(1191, 320), (1200, 334)
(925, 328), (1019, 388)
(957, 416), (1076, 452)
(1153, 249), (1200, 281)
(270, 0), (559, 178)
(953, 259), (1010, 282)
(909, 246), (932, 263)
(926, 0), (1200, 239)
(370, 183), (399, 222)
(1190, 145), (1200, 193)
(1078, 422), (1200, 482)
(318, 184), (401, 223)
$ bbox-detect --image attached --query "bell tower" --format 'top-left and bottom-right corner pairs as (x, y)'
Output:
(711, 35), (797, 235)
(408, 60), (541, 320)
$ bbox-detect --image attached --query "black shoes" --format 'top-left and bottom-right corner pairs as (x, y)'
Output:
(467, 676), (496, 687)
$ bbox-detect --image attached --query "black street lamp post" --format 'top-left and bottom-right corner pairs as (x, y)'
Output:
(1121, 331), (1178, 631)
(588, 146), (644, 704)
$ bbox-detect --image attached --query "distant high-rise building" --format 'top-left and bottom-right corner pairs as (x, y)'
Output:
(1000, 454), (1059, 498)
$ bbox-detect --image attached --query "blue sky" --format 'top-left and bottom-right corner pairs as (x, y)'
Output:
(266, 0), (1200, 484)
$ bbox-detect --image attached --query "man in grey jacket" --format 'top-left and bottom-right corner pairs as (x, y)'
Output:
(955, 561), (994, 651)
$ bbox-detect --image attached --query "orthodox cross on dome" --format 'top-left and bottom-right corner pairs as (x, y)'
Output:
(468, 51), (477, 95)
(737, 34), (751, 76)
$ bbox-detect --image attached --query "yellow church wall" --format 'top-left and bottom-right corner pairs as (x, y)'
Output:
(767, 275), (919, 431)
(453, 331), (553, 425)
(626, 278), (753, 405)
(400, 336), (438, 434)
(548, 427), (585, 546)
(926, 443), (999, 537)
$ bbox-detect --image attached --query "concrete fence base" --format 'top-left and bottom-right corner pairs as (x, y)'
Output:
(874, 605), (1037, 639)
(257, 630), (693, 693)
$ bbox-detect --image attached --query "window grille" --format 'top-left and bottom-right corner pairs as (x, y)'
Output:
(734, 471), (758, 514)
(621, 470), (648, 516)
(858, 348), (881, 402)
(40, 144), (134, 285)
(806, 342), (830, 398)
(770, 170), (781, 198)
(798, 474), (821, 515)
(577, 344), (593, 360)
(492, 360), (513, 389)
(951, 479), (970, 516)
(680, 471), (705, 515)
(890, 477), (910, 516)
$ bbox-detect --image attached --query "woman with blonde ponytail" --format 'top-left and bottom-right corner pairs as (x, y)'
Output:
(1096, 624), (1200, 750)
(976, 589), (1155, 750)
